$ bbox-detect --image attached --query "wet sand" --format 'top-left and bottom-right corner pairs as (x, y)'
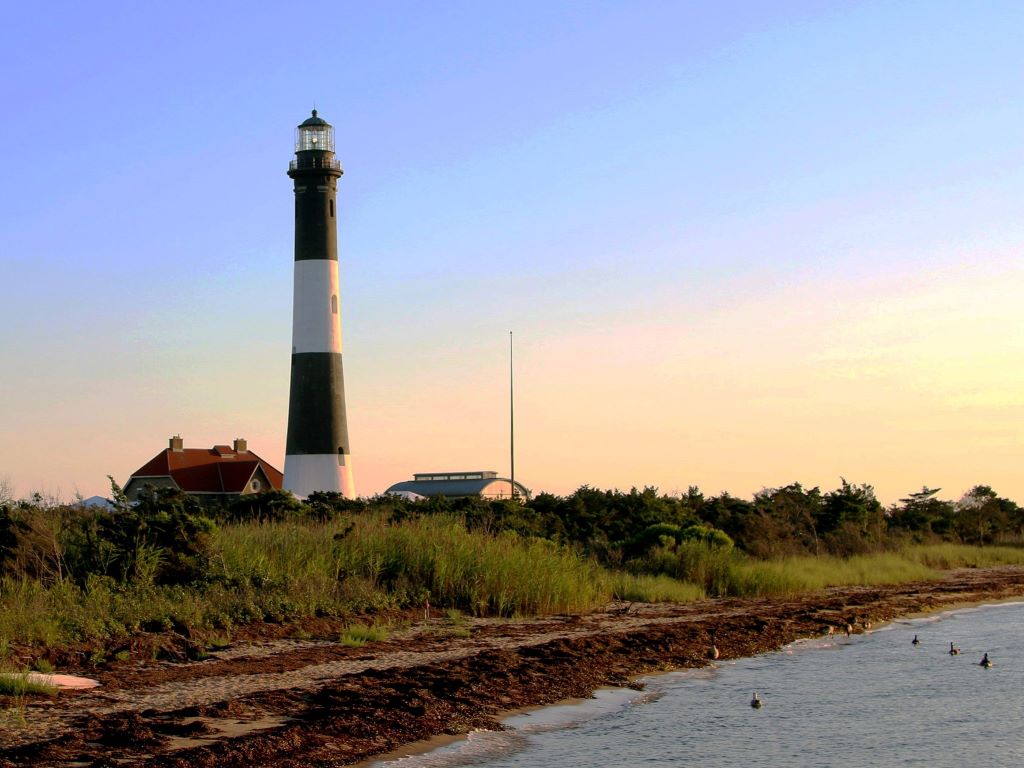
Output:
(3, 566), (1024, 767)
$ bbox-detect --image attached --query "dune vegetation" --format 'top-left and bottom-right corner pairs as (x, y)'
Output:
(0, 480), (1021, 655)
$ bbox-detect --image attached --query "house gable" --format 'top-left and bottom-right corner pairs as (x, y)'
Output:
(125, 437), (283, 502)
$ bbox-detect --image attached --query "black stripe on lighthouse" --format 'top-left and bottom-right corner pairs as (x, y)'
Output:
(293, 176), (338, 262)
(285, 352), (351, 456)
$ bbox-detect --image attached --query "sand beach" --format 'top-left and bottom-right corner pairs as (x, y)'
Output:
(3, 566), (1024, 767)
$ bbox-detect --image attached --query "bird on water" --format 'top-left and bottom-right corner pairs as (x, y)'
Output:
(750, 692), (763, 709)
(912, 634), (920, 645)
(949, 642), (960, 656)
(980, 653), (993, 668)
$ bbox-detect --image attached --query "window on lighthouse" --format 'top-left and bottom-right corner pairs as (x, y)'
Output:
(329, 199), (334, 217)
(331, 295), (338, 314)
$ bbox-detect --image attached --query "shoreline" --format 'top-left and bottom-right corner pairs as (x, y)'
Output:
(4, 566), (1024, 767)
(352, 695), (599, 768)
(359, 593), (1024, 767)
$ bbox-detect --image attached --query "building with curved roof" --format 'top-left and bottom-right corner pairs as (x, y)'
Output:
(385, 471), (530, 501)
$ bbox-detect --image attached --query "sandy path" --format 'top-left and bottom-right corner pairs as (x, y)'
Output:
(3, 616), (679, 744)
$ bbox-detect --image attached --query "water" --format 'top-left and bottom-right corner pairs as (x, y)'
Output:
(374, 601), (1024, 767)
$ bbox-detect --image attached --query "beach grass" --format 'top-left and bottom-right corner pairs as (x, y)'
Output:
(902, 543), (1024, 569)
(340, 622), (390, 647)
(651, 543), (1024, 598)
(728, 553), (937, 596)
(0, 514), (609, 647)
(611, 572), (704, 603)
(633, 542), (954, 597)
(0, 671), (57, 697)
(330, 515), (609, 617)
(2, 513), (1023, 651)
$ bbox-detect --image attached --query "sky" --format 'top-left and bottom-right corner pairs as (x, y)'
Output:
(1, 1), (1021, 505)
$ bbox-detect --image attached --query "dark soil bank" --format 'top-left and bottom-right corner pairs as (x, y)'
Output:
(3, 567), (1024, 767)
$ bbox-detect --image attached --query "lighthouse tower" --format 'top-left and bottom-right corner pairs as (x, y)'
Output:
(283, 110), (355, 498)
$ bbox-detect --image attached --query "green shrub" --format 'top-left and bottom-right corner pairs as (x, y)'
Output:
(224, 489), (307, 523)
(59, 481), (217, 587)
(679, 524), (734, 550)
(0, 506), (27, 571)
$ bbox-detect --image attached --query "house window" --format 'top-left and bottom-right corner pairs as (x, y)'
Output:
(250, 479), (262, 492)
(331, 294), (338, 314)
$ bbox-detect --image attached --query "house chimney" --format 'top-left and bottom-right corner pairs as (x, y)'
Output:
(169, 435), (184, 452)
(233, 438), (248, 454)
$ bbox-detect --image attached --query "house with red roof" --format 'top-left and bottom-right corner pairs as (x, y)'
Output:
(123, 436), (283, 503)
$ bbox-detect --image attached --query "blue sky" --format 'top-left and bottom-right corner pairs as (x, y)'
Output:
(1, 1), (1021, 503)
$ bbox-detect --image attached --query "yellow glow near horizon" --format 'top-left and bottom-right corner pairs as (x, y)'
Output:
(351, 256), (1023, 506)
(4, 257), (1018, 508)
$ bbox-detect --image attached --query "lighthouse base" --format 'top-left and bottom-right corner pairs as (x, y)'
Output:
(284, 453), (355, 499)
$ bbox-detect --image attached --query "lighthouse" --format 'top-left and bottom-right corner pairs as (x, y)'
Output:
(283, 110), (355, 498)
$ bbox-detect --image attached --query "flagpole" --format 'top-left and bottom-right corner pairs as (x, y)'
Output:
(510, 331), (515, 500)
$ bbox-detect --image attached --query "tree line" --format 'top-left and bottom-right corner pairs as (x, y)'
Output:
(0, 479), (1019, 591)
(229, 480), (1022, 560)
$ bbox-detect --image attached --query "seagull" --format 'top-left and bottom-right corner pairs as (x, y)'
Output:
(912, 634), (920, 645)
(980, 653), (993, 669)
(949, 642), (960, 656)
(750, 692), (763, 709)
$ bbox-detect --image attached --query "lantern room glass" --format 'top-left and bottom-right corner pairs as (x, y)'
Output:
(296, 125), (335, 152)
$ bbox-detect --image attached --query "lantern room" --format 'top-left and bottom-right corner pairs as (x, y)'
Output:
(295, 109), (335, 153)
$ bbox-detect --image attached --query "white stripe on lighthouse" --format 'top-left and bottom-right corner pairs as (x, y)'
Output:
(285, 453), (355, 498)
(291, 260), (343, 354)
(285, 258), (353, 497)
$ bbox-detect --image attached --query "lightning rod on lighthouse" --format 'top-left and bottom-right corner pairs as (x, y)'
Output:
(283, 110), (355, 498)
